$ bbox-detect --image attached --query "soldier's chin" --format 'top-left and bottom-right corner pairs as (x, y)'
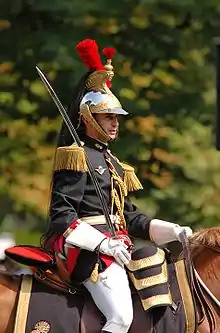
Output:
(108, 132), (118, 142)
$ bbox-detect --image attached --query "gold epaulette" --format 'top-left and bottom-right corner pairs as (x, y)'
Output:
(120, 162), (143, 192)
(54, 144), (88, 172)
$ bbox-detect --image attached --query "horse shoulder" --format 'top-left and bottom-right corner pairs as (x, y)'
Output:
(0, 272), (20, 333)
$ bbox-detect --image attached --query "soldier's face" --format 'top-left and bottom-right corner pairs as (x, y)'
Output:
(95, 113), (119, 140)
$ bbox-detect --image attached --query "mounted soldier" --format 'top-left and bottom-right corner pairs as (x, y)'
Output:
(41, 39), (193, 333)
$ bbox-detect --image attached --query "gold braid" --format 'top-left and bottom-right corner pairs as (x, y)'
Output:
(107, 158), (127, 229)
(112, 188), (126, 229)
(90, 157), (127, 283)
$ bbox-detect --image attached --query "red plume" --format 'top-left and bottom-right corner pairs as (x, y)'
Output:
(102, 47), (116, 59)
(76, 39), (104, 71)
(102, 47), (116, 88)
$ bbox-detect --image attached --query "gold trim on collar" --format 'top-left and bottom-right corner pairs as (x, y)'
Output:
(127, 248), (165, 271)
(128, 261), (168, 290)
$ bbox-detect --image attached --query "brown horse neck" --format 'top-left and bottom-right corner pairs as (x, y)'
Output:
(192, 246), (220, 332)
(0, 271), (21, 292)
(0, 272), (20, 333)
(193, 249), (220, 300)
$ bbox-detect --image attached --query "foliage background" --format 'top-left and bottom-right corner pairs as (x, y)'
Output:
(1, 0), (220, 245)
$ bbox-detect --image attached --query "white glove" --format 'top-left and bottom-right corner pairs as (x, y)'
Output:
(149, 219), (193, 245)
(99, 238), (131, 266)
(65, 221), (106, 251)
(173, 226), (193, 242)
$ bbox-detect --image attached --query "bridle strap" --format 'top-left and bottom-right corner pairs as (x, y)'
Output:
(179, 231), (198, 333)
(180, 232), (218, 331)
(189, 239), (219, 331)
(194, 269), (220, 308)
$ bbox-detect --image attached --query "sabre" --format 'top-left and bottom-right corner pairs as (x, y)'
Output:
(36, 66), (116, 237)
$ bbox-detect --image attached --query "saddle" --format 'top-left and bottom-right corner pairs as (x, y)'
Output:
(5, 245), (79, 294)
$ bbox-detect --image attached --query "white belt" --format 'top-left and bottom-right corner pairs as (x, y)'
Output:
(80, 215), (121, 226)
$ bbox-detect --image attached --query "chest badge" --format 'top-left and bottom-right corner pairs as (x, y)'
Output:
(95, 165), (106, 175)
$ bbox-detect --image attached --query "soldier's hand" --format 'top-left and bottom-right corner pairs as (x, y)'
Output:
(99, 238), (131, 266)
(174, 226), (193, 241)
(149, 219), (193, 245)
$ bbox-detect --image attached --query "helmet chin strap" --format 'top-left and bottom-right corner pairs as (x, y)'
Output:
(80, 105), (111, 143)
(93, 121), (119, 144)
(94, 123), (111, 143)
(93, 115), (119, 144)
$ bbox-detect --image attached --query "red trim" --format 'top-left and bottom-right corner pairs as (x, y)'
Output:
(53, 226), (81, 274)
(54, 225), (130, 274)
(69, 220), (80, 230)
(66, 248), (81, 274)
(6, 246), (53, 263)
(53, 235), (64, 253)
(53, 219), (81, 253)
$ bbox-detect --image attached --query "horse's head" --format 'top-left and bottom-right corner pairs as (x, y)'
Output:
(190, 227), (220, 301)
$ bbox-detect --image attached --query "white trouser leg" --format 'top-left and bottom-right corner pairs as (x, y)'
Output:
(83, 262), (133, 333)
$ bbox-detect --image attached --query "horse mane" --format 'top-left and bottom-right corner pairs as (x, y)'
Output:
(190, 227), (220, 282)
(190, 227), (220, 248)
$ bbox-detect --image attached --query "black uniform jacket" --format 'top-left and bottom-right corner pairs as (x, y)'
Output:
(49, 136), (151, 282)
(50, 136), (151, 239)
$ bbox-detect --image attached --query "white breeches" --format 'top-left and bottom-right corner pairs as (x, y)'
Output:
(83, 262), (133, 333)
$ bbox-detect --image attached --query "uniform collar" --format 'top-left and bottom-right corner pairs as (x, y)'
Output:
(83, 135), (108, 152)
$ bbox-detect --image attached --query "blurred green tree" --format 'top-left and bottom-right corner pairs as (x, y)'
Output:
(1, 0), (220, 235)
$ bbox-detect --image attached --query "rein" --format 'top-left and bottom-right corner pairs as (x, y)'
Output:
(179, 231), (198, 333)
(194, 269), (220, 309)
(188, 238), (220, 331)
(190, 240), (220, 308)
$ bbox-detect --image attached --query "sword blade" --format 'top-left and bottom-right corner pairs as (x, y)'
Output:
(36, 66), (81, 147)
(36, 66), (116, 237)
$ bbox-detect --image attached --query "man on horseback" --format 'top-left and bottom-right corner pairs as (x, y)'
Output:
(42, 39), (192, 333)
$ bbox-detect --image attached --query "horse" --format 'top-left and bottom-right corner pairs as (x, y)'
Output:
(0, 227), (219, 333)
(189, 227), (220, 333)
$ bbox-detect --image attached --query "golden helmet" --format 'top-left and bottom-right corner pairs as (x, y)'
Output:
(76, 39), (128, 142)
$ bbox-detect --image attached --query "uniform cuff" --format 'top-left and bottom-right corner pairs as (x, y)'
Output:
(63, 219), (81, 238)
